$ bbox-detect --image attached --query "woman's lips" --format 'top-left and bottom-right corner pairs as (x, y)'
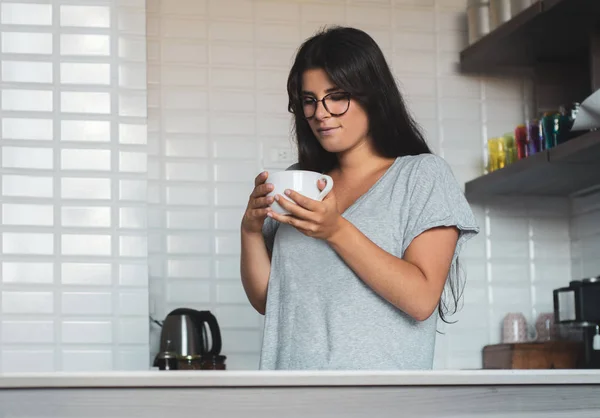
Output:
(317, 126), (339, 135)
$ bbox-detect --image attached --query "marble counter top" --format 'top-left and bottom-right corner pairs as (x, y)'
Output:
(1, 369), (600, 388)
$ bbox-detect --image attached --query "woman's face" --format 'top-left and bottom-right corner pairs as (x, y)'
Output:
(301, 68), (370, 154)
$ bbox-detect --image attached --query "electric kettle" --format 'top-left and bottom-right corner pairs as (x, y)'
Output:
(153, 308), (223, 369)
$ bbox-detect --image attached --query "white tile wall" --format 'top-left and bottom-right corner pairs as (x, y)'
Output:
(571, 191), (600, 281)
(0, 0), (149, 372)
(1, 0), (594, 373)
(145, 0), (576, 371)
(436, 195), (573, 369)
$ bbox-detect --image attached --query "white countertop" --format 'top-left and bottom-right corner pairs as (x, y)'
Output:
(1, 369), (599, 388)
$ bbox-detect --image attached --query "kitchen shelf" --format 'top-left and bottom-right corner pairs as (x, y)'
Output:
(460, 0), (600, 73)
(465, 131), (600, 197)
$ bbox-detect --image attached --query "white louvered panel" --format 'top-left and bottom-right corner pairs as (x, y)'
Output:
(0, 1), (148, 373)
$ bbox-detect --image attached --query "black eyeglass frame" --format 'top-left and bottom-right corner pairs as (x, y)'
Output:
(298, 92), (352, 119)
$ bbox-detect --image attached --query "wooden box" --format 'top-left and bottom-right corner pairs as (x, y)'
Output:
(482, 341), (583, 369)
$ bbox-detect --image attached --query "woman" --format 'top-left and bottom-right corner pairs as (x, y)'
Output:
(240, 26), (479, 370)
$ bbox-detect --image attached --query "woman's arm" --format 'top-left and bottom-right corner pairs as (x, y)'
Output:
(240, 229), (271, 315)
(268, 188), (459, 321)
(327, 218), (458, 321)
(239, 171), (275, 315)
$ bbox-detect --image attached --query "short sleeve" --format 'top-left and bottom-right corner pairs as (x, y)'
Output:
(402, 154), (479, 256)
(262, 216), (279, 254)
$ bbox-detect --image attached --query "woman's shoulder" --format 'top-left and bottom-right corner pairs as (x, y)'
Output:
(398, 153), (450, 171)
(391, 153), (456, 183)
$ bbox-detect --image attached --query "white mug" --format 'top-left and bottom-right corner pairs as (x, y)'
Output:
(266, 170), (334, 215)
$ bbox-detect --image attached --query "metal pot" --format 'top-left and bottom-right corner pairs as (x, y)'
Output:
(511, 0), (534, 17)
(467, 0), (490, 45)
(489, 0), (511, 31)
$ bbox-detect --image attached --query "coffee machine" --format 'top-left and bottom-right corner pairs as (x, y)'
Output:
(553, 277), (600, 369)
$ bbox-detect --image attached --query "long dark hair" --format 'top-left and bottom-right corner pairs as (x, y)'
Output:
(287, 25), (432, 173)
(287, 26), (462, 324)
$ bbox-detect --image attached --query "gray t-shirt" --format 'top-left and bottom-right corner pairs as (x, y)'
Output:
(259, 154), (479, 370)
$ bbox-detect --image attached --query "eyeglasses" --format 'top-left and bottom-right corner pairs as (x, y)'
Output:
(301, 92), (351, 119)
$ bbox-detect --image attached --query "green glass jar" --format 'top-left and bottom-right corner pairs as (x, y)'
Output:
(502, 133), (517, 165)
(541, 112), (557, 150)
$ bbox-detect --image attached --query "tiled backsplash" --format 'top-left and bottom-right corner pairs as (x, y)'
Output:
(1, 0), (598, 373)
(144, 0), (578, 371)
(435, 195), (573, 369)
(0, 0), (149, 372)
(571, 191), (600, 281)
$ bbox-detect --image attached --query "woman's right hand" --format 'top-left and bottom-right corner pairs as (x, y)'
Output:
(241, 171), (274, 234)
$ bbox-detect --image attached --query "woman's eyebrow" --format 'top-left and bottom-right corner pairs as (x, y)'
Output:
(301, 87), (342, 96)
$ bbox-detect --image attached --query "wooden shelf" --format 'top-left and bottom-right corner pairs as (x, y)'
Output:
(461, 0), (600, 197)
(460, 0), (600, 73)
(465, 131), (600, 197)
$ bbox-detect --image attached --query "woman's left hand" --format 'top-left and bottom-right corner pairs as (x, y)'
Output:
(267, 180), (345, 241)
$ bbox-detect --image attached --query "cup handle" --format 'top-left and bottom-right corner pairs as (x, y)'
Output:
(317, 174), (334, 201)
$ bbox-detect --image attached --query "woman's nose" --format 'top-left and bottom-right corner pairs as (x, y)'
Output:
(314, 100), (330, 120)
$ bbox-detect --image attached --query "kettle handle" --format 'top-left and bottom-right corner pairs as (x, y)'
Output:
(200, 310), (222, 355)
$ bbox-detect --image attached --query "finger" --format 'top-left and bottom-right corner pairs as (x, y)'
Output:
(251, 195), (274, 209)
(322, 188), (335, 201)
(265, 210), (285, 223)
(275, 195), (314, 220)
(254, 171), (268, 187)
(284, 189), (320, 211)
(317, 179), (327, 191)
(251, 208), (270, 219)
(268, 211), (314, 232)
(251, 182), (274, 198)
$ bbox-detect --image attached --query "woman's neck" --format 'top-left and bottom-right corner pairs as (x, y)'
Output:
(335, 140), (394, 176)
